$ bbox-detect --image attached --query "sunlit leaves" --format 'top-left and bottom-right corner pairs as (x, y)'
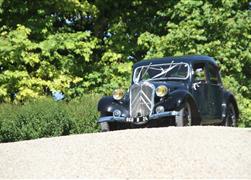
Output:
(0, 0), (250, 127)
(0, 25), (98, 102)
(138, 0), (251, 126)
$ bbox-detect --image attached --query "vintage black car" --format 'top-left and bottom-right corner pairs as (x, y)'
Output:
(97, 55), (239, 131)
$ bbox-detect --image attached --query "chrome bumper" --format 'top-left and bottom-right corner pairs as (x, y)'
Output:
(97, 111), (179, 123)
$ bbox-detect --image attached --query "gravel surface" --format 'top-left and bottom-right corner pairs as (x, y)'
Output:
(0, 126), (251, 179)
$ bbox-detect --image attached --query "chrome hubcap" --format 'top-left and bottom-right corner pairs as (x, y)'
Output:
(183, 104), (192, 126)
(226, 104), (236, 127)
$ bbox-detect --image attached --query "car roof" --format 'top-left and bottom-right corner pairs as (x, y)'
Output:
(133, 55), (218, 69)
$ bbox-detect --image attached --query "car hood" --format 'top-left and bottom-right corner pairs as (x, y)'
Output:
(147, 81), (187, 91)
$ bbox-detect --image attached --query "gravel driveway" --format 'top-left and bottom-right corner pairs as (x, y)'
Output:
(0, 126), (250, 179)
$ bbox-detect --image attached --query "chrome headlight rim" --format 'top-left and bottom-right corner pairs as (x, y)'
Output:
(156, 85), (168, 97)
(156, 105), (165, 113)
(112, 89), (125, 100)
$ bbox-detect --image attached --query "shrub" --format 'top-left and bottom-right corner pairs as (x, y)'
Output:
(0, 95), (100, 142)
(63, 95), (100, 134)
(222, 77), (251, 127)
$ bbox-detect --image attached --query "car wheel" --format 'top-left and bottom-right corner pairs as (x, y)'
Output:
(100, 122), (110, 132)
(175, 102), (192, 127)
(224, 103), (237, 127)
(99, 112), (111, 132)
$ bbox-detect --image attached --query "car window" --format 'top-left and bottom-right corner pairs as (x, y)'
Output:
(141, 69), (151, 81)
(208, 63), (220, 85)
(193, 63), (207, 83)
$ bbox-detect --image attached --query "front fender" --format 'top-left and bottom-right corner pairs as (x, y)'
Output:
(155, 89), (201, 124)
(155, 90), (196, 111)
(97, 96), (129, 116)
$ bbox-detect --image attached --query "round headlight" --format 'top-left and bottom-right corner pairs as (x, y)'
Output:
(156, 85), (168, 97)
(113, 89), (124, 100)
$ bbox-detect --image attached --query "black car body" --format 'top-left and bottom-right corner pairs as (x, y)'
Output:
(97, 55), (239, 131)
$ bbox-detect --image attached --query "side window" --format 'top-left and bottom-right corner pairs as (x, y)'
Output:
(193, 63), (207, 83)
(208, 64), (220, 85)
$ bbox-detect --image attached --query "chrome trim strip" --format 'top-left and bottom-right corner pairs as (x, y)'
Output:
(142, 81), (155, 116)
(98, 116), (126, 123)
(140, 96), (151, 111)
(129, 81), (155, 117)
(97, 111), (180, 123)
(129, 83), (138, 117)
(131, 91), (140, 106)
(141, 89), (152, 103)
(149, 111), (179, 120)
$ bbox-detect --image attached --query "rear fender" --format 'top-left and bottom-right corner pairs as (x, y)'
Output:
(222, 91), (239, 120)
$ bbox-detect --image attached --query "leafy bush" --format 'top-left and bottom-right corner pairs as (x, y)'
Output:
(222, 77), (251, 127)
(62, 95), (100, 134)
(0, 95), (100, 142)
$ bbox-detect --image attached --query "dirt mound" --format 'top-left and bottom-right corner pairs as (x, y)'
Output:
(0, 126), (250, 178)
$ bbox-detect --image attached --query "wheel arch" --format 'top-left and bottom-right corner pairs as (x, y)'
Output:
(223, 91), (239, 120)
(97, 96), (129, 117)
(228, 95), (239, 120)
(166, 89), (202, 124)
(97, 96), (114, 113)
(185, 94), (202, 125)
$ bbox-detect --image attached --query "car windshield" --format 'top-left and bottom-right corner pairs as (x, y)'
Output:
(133, 62), (189, 83)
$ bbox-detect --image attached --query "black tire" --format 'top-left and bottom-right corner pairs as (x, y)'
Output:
(100, 122), (110, 132)
(223, 103), (237, 127)
(99, 112), (111, 132)
(175, 102), (192, 127)
(100, 121), (126, 132)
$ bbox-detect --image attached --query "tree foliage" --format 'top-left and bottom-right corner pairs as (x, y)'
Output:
(137, 0), (251, 126)
(0, 25), (98, 101)
(0, 0), (250, 125)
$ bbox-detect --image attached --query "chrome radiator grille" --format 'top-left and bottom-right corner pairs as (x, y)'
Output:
(129, 82), (155, 117)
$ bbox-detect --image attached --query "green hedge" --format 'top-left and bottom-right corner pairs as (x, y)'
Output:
(0, 95), (100, 142)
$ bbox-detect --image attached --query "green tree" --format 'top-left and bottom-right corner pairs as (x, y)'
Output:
(137, 0), (251, 126)
(0, 0), (250, 126)
(0, 25), (98, 102)
(0, 0), (99, 101)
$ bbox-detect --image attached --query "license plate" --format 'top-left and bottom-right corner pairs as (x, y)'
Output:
(126, 116), (149, 123)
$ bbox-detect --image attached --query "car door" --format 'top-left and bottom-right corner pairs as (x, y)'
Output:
(206, 63), (223, 122)
(191, 62), (210, 120)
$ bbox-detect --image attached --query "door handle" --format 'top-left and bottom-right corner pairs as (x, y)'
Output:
(192, 82), (202, 90)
